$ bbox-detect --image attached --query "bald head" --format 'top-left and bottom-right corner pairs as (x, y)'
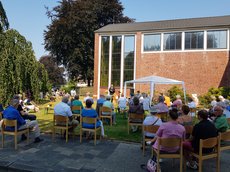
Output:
(213, 105), (224, 117)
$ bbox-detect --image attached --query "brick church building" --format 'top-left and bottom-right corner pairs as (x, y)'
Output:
(93, 15), (230, 97)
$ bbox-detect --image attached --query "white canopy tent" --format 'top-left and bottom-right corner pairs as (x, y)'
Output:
(124, 75), (186, 105)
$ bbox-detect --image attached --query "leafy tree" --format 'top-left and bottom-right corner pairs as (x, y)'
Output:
(0, 29), (49, 105)
(44, 0), (134, 85)
(39, 55), (65, 86)
(0, 1), (9, 32)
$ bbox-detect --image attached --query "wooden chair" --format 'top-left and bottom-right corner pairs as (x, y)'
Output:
(52, 115), (73, 143)
(219, 130), (230, 152)
(157, 112), (168, 122)
(188, 136), (220, 172)
(1, 119), (29, 150)
(142, 125), (159, 155)
(100, 106), (113, 126)
(71, 105), (82, 119)
(80, 116), (101, 145)
(227, 118), (230, 126)
(127, 113), (144, 134)
(153, 137), (183, 172)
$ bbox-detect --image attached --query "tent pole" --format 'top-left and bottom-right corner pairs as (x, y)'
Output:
(150, 82), (154, 106)
(182, 82), (186, 104)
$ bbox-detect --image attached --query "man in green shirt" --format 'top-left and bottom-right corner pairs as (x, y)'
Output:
(213, 105), (229, 132)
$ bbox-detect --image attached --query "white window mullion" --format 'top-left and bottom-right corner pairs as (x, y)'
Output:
(120, 35), (124, 94)
(108, 36), (112, 92)
(97, 35), (102, 98)
(133, 35), (137, 90)
(182, 32), (185, 51)
(204, 30), (207, 50)
(161, 33), (164, 51)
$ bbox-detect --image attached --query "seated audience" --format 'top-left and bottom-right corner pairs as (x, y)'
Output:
(172, 95), (183, 110)
(13, 95), (36, 121)
(154, 96), (169, 113)
(148, 109), (185, 153)
(54, 96), (79, 129)
(143, 106), (162, 138)
(3, 99), (43, 143)
(102, 95), (116, 125)
(183, 110), (218, 170)
(142, 93), (151, 113)
(82, 99), (105, 138)
(96, 94), (106, 114)
(213, 105), (229, 132)
(177, 105), (192, 126)
(210, 95), (217, 108)
(129, 96), (144, 132)
(83, 92), (94, 105)
(118, 93), (128, 111)
(71, 94), (83, 114)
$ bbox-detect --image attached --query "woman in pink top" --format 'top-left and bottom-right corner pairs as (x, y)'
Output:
(148, 108), (185, 153)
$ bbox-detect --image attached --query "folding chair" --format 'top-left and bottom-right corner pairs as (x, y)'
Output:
(80, 116), (101, 145)
(1, 119), (29, 150)
(153, 137), (183, 172)
(52, 115), (73, 143)
(188, 136), (220, 172)
(142, 125), (159, 155)
(100, 106), (113, 126)
(127, 113), (144, 134)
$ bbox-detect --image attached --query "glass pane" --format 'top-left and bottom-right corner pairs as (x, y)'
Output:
(185, 31), (204, 49)
(143, 34), (161, 51)
(124, 36), (135, 87)
(111, 36), (121, 87)
(207, 30), (227, 49)
(100, 36), (109, 87)
(163, 33), (181, 50)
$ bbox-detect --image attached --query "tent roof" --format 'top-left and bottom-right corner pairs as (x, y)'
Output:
(125, 75), (184, 85)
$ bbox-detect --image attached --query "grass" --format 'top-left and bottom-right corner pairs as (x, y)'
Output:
(32, 97), (142, 143)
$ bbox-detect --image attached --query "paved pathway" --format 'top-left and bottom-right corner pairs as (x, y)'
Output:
(0, 134), (229, 172)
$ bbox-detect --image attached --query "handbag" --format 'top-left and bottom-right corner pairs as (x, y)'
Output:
(146, 158), (157, 172)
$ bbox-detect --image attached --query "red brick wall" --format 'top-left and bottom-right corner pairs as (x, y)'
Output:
(94, 32), (230, 97)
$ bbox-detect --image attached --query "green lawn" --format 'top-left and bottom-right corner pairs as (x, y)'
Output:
(33, 97), (142, 143)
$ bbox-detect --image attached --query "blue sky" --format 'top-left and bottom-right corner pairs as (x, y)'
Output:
(1, 0), (230, 59)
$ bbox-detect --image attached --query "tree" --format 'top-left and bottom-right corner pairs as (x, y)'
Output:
(44, 0), (134, 85)
(39, 55), (65, 86)
(0, 1), (9, 32)
(0, 29), (49, 105)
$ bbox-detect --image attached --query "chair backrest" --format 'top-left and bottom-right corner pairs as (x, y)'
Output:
(156, 112), (168, 121)
(54, 115), (69, 126)
(81, 116), (97, 129)
(2, 119), (17, 132)
(158, 137), (182, 148)
(129, 113), (144, 121)
(220, 130), (230, 141)
(199, 136), (219, 155)
(101, 106), (112, 113)
(227, 118), (230, 125)
(71, 105), (82, 113)
(143, 125), (160, 133)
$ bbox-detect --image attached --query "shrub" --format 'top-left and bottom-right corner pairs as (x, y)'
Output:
(167, 86), (190, 103)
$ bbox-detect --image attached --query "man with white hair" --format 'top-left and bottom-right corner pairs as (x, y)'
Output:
(3, 99), (43, 143)
(54, 96), (79, 127)
(213, 105), (229, 132)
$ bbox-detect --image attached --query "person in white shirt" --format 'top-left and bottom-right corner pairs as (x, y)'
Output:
(142, 93), (150, 112)
(143, 106), (163, 137)
(118, 93), (127, 110)
(210, 95), (217, 108)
